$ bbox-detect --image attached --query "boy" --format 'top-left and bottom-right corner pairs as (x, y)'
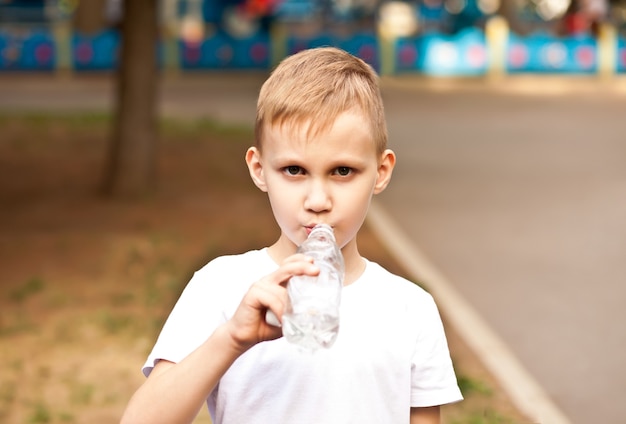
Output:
(121, 47), (462, 424)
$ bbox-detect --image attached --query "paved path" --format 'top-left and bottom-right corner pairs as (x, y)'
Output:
(379, 79), (626, 424)
(2, 73), (625, 423)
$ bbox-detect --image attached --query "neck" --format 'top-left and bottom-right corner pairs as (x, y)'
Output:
(339, 239), (366, 286)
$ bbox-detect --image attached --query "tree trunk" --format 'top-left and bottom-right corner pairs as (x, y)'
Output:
(101, 0), (159, 197)
(73, 0), (108, 34)
(498, 0), (548, 35)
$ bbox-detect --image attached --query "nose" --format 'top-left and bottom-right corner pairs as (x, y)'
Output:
(304, 179), (331, 213)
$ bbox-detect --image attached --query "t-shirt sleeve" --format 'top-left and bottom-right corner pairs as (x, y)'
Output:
(410, 293), (464, 407)
(142, 262), (228, 377)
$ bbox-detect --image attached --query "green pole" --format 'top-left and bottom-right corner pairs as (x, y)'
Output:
(52, 19), (73, 75)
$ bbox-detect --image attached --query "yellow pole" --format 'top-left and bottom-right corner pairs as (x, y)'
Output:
(485, 15), (509, 80)
(376, 19), (397, 77)
(597, 22), (617, 79)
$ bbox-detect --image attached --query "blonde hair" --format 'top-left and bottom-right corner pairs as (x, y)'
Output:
(255, 47), (387, 155)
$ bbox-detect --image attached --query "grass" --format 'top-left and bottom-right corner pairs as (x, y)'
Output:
(0, 309), (36, 337)
(452, 411), (520, 424)
(0, 112), (531, 423)
(69, 383), (95, 406)
(458, 374), (494, 397)
(9, 277), (45, 303)
(28, 402), (51, 424)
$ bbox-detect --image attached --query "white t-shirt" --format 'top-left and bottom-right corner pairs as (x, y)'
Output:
(143, 249), (463, 423)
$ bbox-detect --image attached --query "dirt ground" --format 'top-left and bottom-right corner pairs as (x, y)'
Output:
(0, 114), (530, 423)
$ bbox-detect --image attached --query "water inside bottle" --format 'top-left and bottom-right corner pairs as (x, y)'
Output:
(283, 265), (342, 351)
(281, 224), (343, 351)
(282, 299), (340, 351)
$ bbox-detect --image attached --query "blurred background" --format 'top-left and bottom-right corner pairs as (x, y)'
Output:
(0, 0), (625, 75)
(1, 1), (625, 424)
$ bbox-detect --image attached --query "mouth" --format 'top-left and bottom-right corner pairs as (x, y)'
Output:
(304, 224), (332, 236)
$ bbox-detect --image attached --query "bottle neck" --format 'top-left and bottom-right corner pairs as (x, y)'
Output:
(309, 224), (336, 242)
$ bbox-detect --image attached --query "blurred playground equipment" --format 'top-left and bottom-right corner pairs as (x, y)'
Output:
(0, 0), (624, 76)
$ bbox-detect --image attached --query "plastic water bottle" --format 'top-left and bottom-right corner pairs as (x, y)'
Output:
(282, 224), (345, 351)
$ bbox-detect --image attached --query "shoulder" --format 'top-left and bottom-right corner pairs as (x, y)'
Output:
(362, 260), (434, 304)
(197, 249), (270, 273)
(363, 260), (445, 325)
(194, 249), (274, 282)
(161, 249), (275, 325)
(181, 249), (275, 298)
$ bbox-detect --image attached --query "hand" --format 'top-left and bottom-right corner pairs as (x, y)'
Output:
(224, 254), (319, 353)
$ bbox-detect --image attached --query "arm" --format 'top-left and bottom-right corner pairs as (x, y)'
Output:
(121, 254), (318, 424)
(121, 325), (247, 424)
(410, 406), (440, 424)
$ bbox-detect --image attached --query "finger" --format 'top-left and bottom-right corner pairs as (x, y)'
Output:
(246, 280), (286, 311)
(248, 279), (290, 324)
(227, 284), (285, 347)
(264, 257), (320, 288)
(247, 284), (286, 338)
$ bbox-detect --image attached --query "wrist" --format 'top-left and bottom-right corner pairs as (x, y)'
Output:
(218, 322), (254, 357)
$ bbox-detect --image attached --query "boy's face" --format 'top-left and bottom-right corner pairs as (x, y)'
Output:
(246, 111), (395, 259)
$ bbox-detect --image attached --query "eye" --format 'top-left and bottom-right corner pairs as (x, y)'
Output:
(284, 166), (303, 176)
(335, 167), (352, 176)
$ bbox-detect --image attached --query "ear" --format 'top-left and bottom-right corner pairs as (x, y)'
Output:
(245, 146), (268, 192)
(373, 149), (396, 194)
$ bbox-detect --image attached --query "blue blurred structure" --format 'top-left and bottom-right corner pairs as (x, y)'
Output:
(287, 31), (380, 71)
(616, 32), (626, 73)
(0, 27), (55, 71)
(179, 30), (270, 69)
(0, 0), (624, 76)
(274, 0), (319, 20)
(395, 28), (488, 76)
(507, 31), (598, 73)
(71, 30), (120, 71)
